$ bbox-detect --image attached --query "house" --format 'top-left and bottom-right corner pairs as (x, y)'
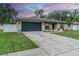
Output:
(2, 16), (79, 32)
(2, 17), (79, 32)
(16, 17), (72, 32)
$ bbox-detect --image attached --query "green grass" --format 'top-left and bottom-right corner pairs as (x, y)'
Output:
(54, 31), (79, 40)
(0, 31), (38, 55)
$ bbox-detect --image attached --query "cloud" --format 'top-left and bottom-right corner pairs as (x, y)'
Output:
(12, 3), (79, 18)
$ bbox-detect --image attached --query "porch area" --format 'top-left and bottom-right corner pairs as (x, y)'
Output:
(41, 22), (72, 32)
(42, 22), (61, 32)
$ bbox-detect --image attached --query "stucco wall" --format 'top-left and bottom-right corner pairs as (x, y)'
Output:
(69, 24), (73, 30)
(63, 24), (72, 31)
(64, 24), (69, 30)
(16, 21), (21, 32)
(42, 22), (52, 31)
(17, 21), (74, 32)
(54, 23), (61, 31)
(42, 22), (45, 31)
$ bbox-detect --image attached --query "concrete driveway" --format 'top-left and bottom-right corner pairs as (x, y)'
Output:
(24, 32), (79, 56)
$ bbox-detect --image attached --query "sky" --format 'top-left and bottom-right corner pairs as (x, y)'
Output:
(11, 3), (79, 18)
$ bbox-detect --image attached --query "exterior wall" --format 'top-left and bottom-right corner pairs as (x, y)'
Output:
(54, 23), (62, 32)
(50, 23), (53, 31)
(64, 24), (69, 31)
(17, 21), (54, 32)
(42, 22), (63, 32)
(17, 21), (74, 32)
(16, 21), (21, 32)
(57, 23), (61, 29)
(42, 22), (45, 31)
(69, 24), (73, 30)
(64, 24), (72, 31)
(42, 22), (52, 31)
(42, 23), (78, 32)
(53, 23), (60, 31)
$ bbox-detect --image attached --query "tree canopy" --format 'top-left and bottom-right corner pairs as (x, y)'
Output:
(48, 9), (79, 22)
(0, 4), (17, 25)
(34, 9), (45, 18)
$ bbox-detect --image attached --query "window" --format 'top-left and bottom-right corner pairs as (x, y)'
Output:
(45, 23), (51, 30)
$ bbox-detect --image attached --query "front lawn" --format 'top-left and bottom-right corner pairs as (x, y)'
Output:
(54, 31), (79, 40)
(0, 31), (38, 55)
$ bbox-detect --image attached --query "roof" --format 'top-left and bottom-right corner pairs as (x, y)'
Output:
(17, 17), (63, 23)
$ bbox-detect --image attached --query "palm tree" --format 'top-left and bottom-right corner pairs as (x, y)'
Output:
(34, 9), (44, 18)
(0, 3), (17, 25)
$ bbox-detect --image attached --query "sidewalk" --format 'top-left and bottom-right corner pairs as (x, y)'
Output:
(3, 48), (48, 56)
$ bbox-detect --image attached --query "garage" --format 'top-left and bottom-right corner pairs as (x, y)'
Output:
(22, 22), (41, 31)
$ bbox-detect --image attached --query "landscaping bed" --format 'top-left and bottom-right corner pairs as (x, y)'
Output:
(0, 31), (38, 55)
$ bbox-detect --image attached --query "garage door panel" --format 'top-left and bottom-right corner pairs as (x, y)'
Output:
(22, 22), (41, 31)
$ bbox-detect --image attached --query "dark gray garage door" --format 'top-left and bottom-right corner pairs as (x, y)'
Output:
(22, 22), (41, 31)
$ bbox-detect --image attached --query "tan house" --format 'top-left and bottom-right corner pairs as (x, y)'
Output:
(16, 17), (72, 32)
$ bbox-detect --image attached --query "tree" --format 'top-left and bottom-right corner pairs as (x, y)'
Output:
(48, 10), (69, 21)
(72, 9), (79, 22)
(48, 9), (79, 22)
(66, 9), (79, 22)
(0, 3), (17, 25)
(34, 9), (44, 18)
(48, 10), (61, 20)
